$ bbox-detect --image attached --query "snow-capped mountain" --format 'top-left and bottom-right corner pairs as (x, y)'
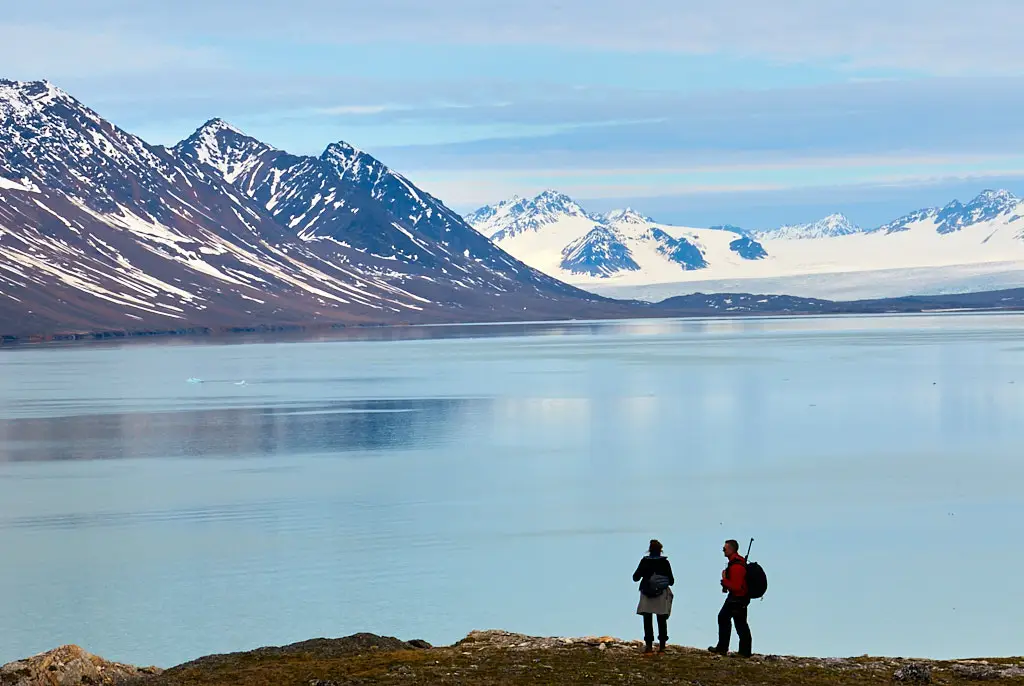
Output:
(467, 191), (767, 283)
(467, 189), (1024, 298)
(645, 227), (708, 271)
(0, 80), (615, 338)
(173, 121), (570, 289)
(753, 213), (862, 240)
(875, 189), (1022, 236)
(466, 189), (592, 242)
(560, 227), (639, 276)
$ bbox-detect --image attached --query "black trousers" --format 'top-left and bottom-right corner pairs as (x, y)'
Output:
(641, 613), (668, 644)
(716, 597), (752, 655)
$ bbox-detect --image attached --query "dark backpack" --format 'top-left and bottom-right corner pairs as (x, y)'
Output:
(745, 561), (768, 599)
(644, 573), (670, 597)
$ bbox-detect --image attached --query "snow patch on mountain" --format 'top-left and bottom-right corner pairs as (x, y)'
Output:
(0, 175), (39, 193)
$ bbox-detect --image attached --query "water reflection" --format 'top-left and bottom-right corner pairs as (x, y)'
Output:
(0, 398), (475, 462)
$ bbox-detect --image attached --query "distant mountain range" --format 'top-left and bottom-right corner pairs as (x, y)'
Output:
(3, 78), (1024, 341)
(0, 80), (633, 338)
(466, 190), (1024, 295)
(874, 189), (1022, 235)
(466, 191), (768, 281)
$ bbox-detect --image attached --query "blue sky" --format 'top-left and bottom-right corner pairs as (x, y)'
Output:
(4, 0), (1024, 227)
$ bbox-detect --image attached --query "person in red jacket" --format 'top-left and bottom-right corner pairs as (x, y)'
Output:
(708, 539), (752, 657)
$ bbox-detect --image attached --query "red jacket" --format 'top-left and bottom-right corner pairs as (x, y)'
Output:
(721, 553), (748, 597)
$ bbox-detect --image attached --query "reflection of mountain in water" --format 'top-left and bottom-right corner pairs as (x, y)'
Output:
(0, 399), (474, 462)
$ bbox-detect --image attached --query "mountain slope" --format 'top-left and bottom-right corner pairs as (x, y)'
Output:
(0, 80), (448, 335)
(0, 80), (615, 338)
(172, 124), (587, 301)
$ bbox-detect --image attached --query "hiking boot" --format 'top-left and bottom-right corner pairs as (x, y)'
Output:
(707, 646), (727, 655)
(643, 642), (654, 655)
(658, 641), (667, 653)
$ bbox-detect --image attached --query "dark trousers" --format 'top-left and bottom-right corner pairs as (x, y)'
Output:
(716, 597), (752, 656)
(641, 613), (668, 644)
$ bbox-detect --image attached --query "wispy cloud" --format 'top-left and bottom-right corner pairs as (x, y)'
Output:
(311, 105), (399, 115)
(406, 153), (1024, 209)
(0, 23), (224, 78)
(13, 0), (1024, 76)
(370, 78), (1024, 169)
(7, 0), (1024, 227)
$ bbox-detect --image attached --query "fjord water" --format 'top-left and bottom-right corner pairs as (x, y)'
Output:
(1, 315), (1022, 666)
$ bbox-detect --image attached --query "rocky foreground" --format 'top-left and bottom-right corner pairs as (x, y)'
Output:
(4, 631), (1024, 686)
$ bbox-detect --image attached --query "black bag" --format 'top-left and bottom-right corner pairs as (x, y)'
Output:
(644, 573), (670, 597)
(745, 561), (768, 599)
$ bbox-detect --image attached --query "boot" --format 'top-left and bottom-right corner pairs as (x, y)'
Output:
(643, 641), (654, 654)
(659, 640), (667, 653)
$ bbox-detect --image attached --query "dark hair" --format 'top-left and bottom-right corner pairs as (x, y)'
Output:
(724, 539), (739, 554)
(649, 539), (663, 555)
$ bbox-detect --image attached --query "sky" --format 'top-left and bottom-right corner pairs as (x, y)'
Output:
(5, 0), (1024, 228)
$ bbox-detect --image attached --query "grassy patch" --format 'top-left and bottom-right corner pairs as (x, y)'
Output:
(138, 633), (1024, 686)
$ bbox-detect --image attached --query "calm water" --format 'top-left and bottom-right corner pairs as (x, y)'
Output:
(1, 314), (1023, 666)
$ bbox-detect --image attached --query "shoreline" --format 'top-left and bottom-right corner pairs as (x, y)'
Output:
(5, 630), (1024, 685)
(3, 305), (1024, 350)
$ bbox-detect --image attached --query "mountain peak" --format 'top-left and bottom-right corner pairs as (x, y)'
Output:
(1, 77), (172, 215)
(559, 226), (640, 276)
(603, 207), (651, 226)
(975, 188), (1018, 203)
(197, 118), (247, 137)
(0, 79), (75, 120)
(535, 189), (574, 203)
(173, 118), (272, 184)
(322, 140), (366, 159)
(756, 212), (861, 240)
(467, 190), (591, 241)
(0, 78), (64, 99)
(320, 141), (385, 185)
(935, 187), (1022, 234)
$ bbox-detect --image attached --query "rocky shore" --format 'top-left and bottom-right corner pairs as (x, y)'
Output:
(4, 630), (1024, 686)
